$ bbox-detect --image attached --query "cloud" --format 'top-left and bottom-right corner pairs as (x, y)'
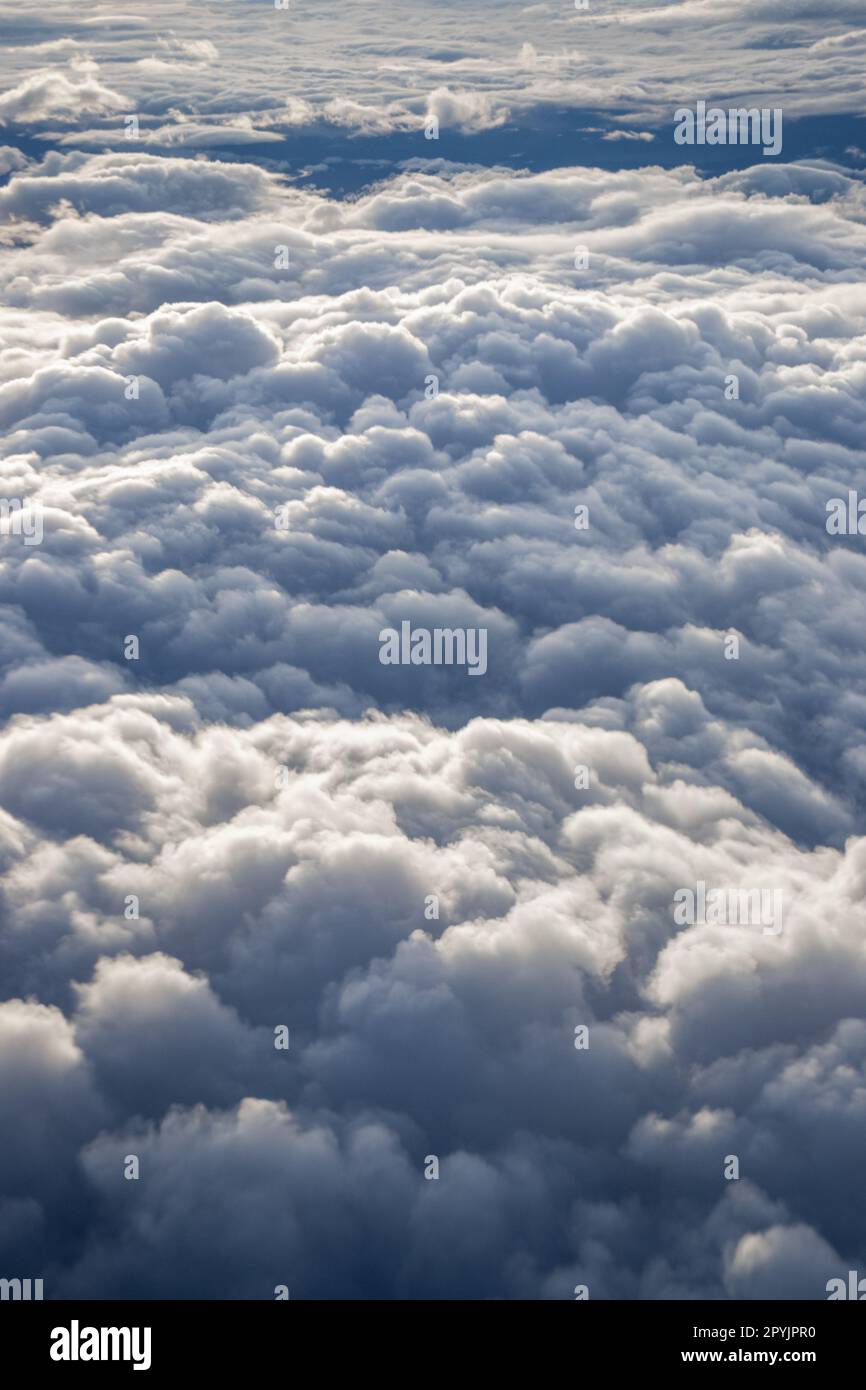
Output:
(2, 2), (865, 147)
(0, 688), (863, 1295)
(0, 9), (864, 1299)
(0, 57), (126, 126)
(0, 150), (278, 225)
(0, 158), (863, 804)
(0, 145), (28, 175)
(424, 87), (509, 133)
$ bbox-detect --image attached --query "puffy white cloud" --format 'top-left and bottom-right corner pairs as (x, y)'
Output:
(0, 150), (278, 226)
(0, 57), (125, 126)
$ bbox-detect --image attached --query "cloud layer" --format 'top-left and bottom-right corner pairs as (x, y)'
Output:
(2, 0), (866, 144)
(1, 7), (866, 1300)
